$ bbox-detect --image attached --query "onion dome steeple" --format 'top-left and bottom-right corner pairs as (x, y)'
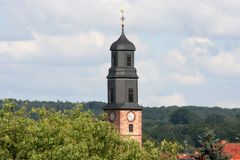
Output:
(110, 9), (136, 51)
(104, 8), (142, 145)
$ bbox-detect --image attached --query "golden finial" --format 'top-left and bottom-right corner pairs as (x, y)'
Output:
(120, 8), (125, 29)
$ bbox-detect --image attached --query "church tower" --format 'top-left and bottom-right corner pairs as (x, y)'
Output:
(103, 10), (142, 145)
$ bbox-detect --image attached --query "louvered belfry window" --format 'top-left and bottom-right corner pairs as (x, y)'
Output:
(110, 88), (114, 103)
(128, 88), (134, 102)
(127, 54), (131, 66)
(113, 54), (117, 67)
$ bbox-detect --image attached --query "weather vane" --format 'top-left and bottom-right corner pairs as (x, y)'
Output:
(120, 8), (125, 28)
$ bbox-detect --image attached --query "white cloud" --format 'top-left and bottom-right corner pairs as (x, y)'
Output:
(0, 31), (111, 101)
(0, 41), (38, 58)
(206, 49), (240, 77)
(140, 93), (186, 107)
(2, 0), (240, 39)
(0, 31), (109, 65)
(171, 72), (205, 85)
(182, 37), (240, 77)
(0, 0), (125, 37)
(128, 0), (240, 37)
(163, 49), (205, 85)
(1, 0), (240, 107)
(136, 60), (162, 85)
(164, 50), (187, 71)
(182, 37), (214, 57)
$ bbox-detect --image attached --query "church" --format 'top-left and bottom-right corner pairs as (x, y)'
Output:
(103, 11), (143, 145)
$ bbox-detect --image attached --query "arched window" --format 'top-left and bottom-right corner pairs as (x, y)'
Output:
(129, 124), (133, 132)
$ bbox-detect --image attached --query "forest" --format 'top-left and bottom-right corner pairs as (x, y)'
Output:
(1, 99), (240, 149)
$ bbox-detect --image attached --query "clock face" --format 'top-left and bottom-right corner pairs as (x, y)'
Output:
(109, 111), (115, 122)
(127, 112), (135, 122)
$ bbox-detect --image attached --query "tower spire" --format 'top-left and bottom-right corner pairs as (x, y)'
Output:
(120, 9), (125, 32)
(105, 10), (142, 145)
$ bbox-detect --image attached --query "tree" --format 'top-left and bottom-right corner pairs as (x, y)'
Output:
(170, 108), (193, 125)
(159, 139), (183, 160)
(143, 140), (183, 160)
(0, 99), (144, 159)
(196, 130), (230, 160)
(205, 114), (225, 124)
(0, 99), (183, 160)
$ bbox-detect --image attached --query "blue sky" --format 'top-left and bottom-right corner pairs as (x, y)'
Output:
(0, 0), (240, 108)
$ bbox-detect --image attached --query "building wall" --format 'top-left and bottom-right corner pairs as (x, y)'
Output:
(106, 110), (142, 145)
(111, 51), (135, 67)
(108, 79), (138, 104)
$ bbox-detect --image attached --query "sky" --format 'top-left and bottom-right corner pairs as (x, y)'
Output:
(0, 0), (240, 108)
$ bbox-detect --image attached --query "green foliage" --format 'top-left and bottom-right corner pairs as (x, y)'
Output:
(159, 140), (183, 160)
(0, 99), (184, 160)
(170, 108), (194, 125)
(143, 140), (159, 160)
(2, 99), (240, 148)
(196, 130), (230, 160)
(205, 114), (225, 124)
(236, 114), (240, 119)
(143, 106), (240, 147)
(0, 99), (145, 160)
(143, 140), (183, 160)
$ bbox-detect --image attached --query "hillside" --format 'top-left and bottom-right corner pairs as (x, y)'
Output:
(1, 99), (240, 147)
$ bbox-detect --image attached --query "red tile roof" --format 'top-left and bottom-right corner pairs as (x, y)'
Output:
(223, 143), (240, 160)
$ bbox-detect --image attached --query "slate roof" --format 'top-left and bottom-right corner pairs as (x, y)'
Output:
(110, 28), (136, 51)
